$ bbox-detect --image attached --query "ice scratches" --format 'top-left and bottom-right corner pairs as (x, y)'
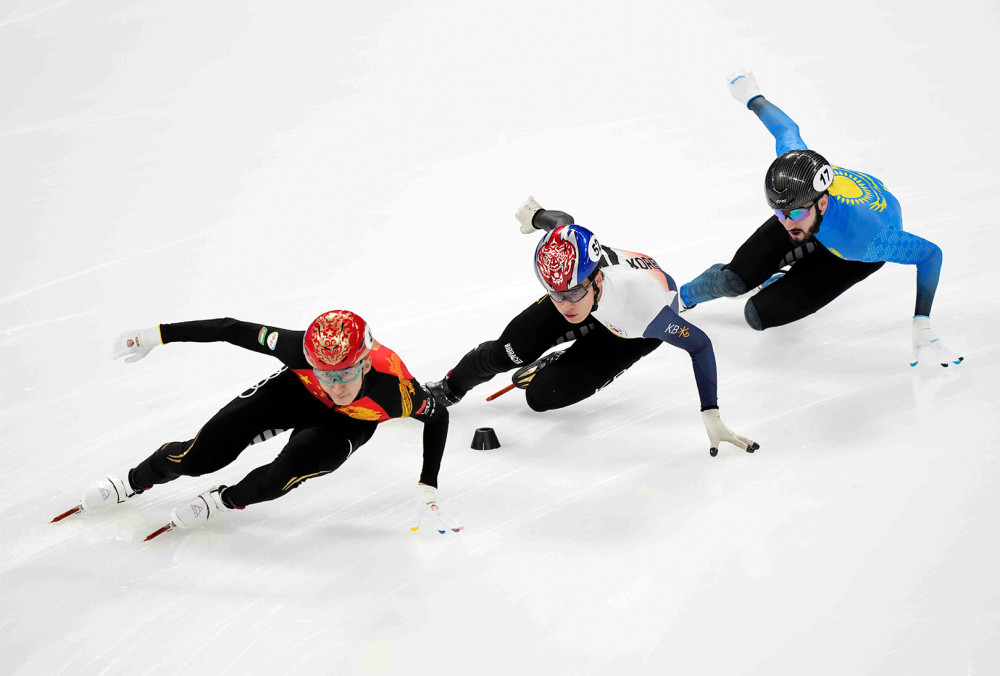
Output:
(0, 0), (80, 29)
(0, 311), (96, 346)
(0, 109), (171, 139)
(0, 234), (205, 305)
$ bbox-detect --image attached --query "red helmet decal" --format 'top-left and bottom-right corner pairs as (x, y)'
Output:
(535, 230), (578, 292)
(304, 310), (373, 370)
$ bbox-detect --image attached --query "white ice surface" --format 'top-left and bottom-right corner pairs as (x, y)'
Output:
(3, 1), (1000, 675)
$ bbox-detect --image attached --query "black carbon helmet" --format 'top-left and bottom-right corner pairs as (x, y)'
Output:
(765, 149), (834, 209)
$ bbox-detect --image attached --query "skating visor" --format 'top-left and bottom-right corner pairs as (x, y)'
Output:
(313, 361), (365, 385)
(547, 278), (594, 304)
(774, 203), (814, 222)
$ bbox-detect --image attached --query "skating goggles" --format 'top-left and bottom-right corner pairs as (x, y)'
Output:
(774, 203), (814, 222)
(547, 279), (594, 304)
(313, 361), (365, 385)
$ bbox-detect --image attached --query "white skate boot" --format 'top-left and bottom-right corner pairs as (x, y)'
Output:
(169, 487), (233, 530)
(80, 474), (137, 512)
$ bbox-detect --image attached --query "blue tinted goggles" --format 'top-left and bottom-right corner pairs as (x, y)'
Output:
(313, 361), (365, 385)
(774, 203), (814, 222)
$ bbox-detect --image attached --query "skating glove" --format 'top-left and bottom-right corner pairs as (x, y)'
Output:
(910, 316), (963, 367)
(516, 195), (544, 233)
(727, 70), (762, 108)
(111, 326), (162, 363)
(701, 409), (759, 457)
(412, 484), (463, 534)
(515, 195), (575, 234)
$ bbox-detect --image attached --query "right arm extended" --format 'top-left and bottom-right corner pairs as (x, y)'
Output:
(728, 70), (808, 156)
(112, 318), (305, 366)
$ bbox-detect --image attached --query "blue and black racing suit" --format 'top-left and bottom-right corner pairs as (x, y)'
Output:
(680, 97), (944, 329)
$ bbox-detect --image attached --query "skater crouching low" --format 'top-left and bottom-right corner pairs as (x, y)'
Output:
(54, 310), (461, 538)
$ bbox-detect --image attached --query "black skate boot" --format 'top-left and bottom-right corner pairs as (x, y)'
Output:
(512, 350), (566, 389)
(425, 377), (464, 407)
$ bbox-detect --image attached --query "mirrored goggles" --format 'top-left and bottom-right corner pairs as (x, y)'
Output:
(774, 204), (813, 222)
(313, 361), (365, 385)
(547, 279), (593, 304)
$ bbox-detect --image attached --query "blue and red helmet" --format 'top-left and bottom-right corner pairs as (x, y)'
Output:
(534, 224), (602, 292)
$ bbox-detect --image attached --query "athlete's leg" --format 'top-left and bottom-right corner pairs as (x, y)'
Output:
(445, 298), (595, 397)
(744, 245), (885, 330)
(129, 369), (326, 490)
(525, 325), (661, 412)
(225, 416), (378, 507)
(725, 216), (799, 286)
(681, 216), (794, 306)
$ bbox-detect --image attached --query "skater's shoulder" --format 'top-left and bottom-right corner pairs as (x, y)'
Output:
(600, 245), (661, 271)
(367, 342), (416, 381)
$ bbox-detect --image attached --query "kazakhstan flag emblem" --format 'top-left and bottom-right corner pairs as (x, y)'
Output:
(829, 166), (888, 212)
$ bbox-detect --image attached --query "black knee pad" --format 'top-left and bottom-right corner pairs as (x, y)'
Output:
(524, 391), (551, 413)
(744, 299), (765, 331)
(717, 267), (750, 297)
(523, 366), (582, 413)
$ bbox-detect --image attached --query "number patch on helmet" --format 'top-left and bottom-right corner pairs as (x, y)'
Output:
(813, 164), (834, 191)
(589, 237), (601, 262)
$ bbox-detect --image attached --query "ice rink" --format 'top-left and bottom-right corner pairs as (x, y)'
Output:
(3, 1), (999, 674)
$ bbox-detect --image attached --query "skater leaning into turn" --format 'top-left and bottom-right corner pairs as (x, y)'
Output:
(54, 311), (461, 537)
(427, 197), (758, 457)
(679, 70), (962, 368)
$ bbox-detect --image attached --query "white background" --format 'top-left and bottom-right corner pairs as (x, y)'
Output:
(2, 1), (999, 674)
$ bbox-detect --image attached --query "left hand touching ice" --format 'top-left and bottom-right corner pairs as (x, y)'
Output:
(701, 409), (759, 457)
(412, 484), (463, 534)
(911, 316), (963, 367)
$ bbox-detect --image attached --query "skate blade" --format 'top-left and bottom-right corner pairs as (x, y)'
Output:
(144, 523), (175, 541)
(486, 384), (515, 401)
(51, 505), (83, 523)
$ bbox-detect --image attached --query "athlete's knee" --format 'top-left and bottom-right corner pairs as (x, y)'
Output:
(524, 371), (594, 412)
(744, 299), (766, 331)
(524, 391), (553, 412)
(717, 267), (750, 297)
(524, 378), (577, 412)
(525, 389), (579, 413)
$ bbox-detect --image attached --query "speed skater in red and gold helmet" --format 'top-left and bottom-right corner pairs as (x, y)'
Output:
(303, 310), (374, 371)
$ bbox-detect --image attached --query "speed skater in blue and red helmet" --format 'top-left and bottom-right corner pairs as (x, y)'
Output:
(678, 70), (962, 368)
(425, 197), (759, 458)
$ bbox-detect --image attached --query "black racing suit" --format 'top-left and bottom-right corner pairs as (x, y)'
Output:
(129, 318), (447, 508)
